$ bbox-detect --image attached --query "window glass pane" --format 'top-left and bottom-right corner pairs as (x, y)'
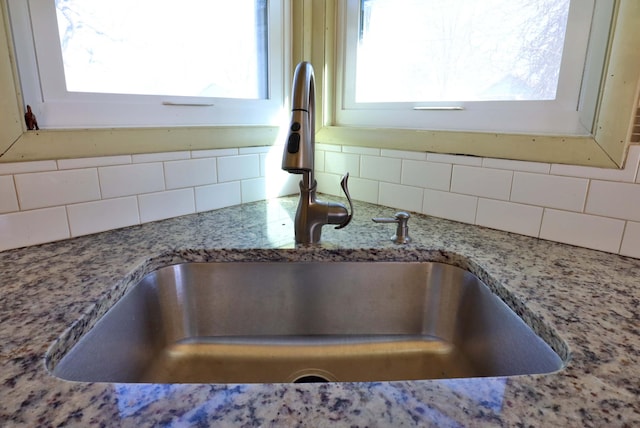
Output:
(55, 0), (268, 99)
(357, 0), (570, 103)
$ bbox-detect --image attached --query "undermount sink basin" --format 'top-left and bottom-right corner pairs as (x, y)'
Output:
(50, 261), (564, 384)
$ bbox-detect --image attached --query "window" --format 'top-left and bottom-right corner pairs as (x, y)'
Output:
(1, 1), (637, 167)
(8, 0), (287, 128)
(336, 0), (614, 134)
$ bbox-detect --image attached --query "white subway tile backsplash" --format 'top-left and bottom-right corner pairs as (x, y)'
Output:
(4, 143), (640, 260)
(361, 155), (401, 183)
(343, 146), (380, 156)
(476, 199), (543, 237)
(67, 197), (139, 237)
(314, 150), (326, 172)
(0, 160), (57, 175)
(242, 178), (268, 203)
(15, 169), (101, 210)
(379, 182), (423, 212)
(402, 160), (451, 191)
(0, 207), (70, 251)
(217, 155), (260, 182)
(195, 182), (242, 212)
(451, 166), (512, 200)
(260, 147), (298, 198)
(132, 151), (190, 163)
(260, 148), (289, 177)
(164, 158), (217, 189)
(540, 209), (624, 253)
(426, 153), (483, 166)
(283, 176), (301, 196)
(240, 146), (272, 154)
(264, 173), (299, 198)
(0, 176), (18, 213)
(511, 172), (588, 212)
(422, 189), (477, 224)
(315, 143), (341, 152)
(482, 158), (551, 174)
(191, 148), (238, 158)
(57, 155), (131, 170)
(585, 180), (640, 222)
(324, 152), (360, 176)
(551, 144), (640, 183)
(381, 149), (427, 161)
(99, 163), (165, 199)
(620, 221), (640, 258)
(315, 172), (343, 196)
(348, 177), (379, 204)
(138, 189), (195, 223)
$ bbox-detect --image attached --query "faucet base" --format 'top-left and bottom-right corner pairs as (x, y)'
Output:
(293, 178), (350, 244)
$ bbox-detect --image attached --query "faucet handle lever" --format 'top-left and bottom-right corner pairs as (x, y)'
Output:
(335, 173), (354, 229)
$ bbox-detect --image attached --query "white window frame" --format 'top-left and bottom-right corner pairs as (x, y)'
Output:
(7, 0), (287, 128)
(334, 0), (612, 135)
(0, 0), (638, 168)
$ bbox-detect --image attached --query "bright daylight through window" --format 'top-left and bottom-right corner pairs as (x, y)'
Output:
(356, 0), (569, 102)
(56, 0), (267, 99)
(338, 0), (608, 134)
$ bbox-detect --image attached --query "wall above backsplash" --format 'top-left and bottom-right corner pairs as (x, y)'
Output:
(2, 143), (640, 259)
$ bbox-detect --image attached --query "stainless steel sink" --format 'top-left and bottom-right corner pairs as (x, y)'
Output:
(50, 261), (564, 383)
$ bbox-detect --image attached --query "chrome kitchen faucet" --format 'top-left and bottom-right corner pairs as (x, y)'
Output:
(282, 61), (353, 244)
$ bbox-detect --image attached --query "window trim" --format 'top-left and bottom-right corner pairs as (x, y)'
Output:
(1, 0), (639, 168)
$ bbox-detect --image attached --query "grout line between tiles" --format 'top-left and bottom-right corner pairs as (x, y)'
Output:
(582, 179), (591, 214)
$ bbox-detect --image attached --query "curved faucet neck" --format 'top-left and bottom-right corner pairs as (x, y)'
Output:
(282, 61), (315, 184)
(291, 61), (315, 117)
(294, 62), (314, 185)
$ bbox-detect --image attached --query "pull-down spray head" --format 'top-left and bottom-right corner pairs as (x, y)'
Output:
(282, 61), (315, 179)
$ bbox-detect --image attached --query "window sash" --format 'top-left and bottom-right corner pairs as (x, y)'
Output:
(8, 0), (286, 128)
(335, 0), (610, 135)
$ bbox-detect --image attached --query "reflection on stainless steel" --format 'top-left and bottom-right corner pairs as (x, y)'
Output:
(282, 61), (353, 244)
(51, 261), (564, 384)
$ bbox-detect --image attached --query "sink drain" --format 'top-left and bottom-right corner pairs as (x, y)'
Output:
(293, 375), (330, 383)
(288, 369), (337, 383)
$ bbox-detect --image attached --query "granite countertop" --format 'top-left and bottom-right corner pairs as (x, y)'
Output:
(1, 197), (639, 427)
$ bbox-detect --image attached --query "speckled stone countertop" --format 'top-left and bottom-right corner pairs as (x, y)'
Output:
(1, 196), (640, 427)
